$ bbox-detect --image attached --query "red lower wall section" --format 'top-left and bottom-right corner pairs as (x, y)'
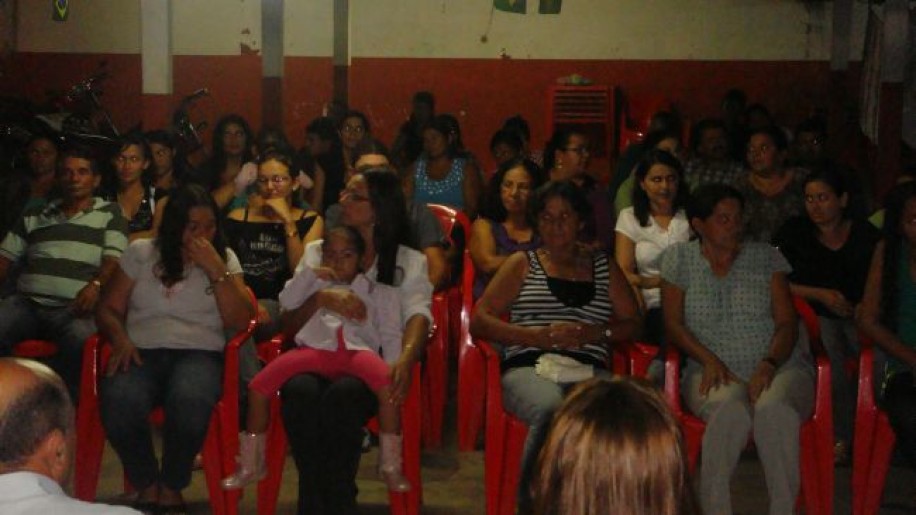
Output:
(2, 53), (865, 178)
(347, 58), (861, 175)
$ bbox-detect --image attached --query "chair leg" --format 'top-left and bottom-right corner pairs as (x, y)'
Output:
(457, 342), (485, 452)
(74, 405), (106, 501)
(202, 415), (228, 515)
(257, 396), (287, 515)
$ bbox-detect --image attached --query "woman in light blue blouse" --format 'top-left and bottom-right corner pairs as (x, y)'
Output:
(661, 183), (814, 515)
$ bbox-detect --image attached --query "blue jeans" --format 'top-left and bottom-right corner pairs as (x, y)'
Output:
(0, 293), (95, 400)
(501, 365), (609, 512)
(100, 348), (223, 491)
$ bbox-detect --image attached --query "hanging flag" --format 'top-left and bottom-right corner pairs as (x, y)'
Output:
(52, 0), (69, 22)
(539, 0), (562, 14)
(494, 0), (526, 14)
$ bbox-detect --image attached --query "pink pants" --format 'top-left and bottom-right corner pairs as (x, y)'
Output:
(249, 327), (392, 396)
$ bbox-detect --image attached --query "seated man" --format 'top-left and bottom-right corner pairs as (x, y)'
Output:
(0, 145), (128, 399)
(684, 118), (744, 190)
(0, 358), (139, 514)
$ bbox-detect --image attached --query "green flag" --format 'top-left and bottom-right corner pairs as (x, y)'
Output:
(494, 0), (526, 14)
(539, 0), (562, 14)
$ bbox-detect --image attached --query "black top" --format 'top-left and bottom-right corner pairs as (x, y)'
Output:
(224, 208), (319, 299)
(773, 216), (880, 318)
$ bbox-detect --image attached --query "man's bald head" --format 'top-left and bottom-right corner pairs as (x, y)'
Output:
(0, 358), (73, 472)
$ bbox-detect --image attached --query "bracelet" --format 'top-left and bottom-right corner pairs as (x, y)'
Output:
(285, 227), (299, 238)
(89, 279), (102, 289)
(762, 356), (779, 369)
(210, 270), (232, 285)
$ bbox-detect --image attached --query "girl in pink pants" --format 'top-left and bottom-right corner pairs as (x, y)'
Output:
(222, 226), (409, 492)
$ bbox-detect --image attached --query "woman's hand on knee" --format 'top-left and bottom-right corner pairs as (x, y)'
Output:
(748, 361), (776, 404)
(107, 340), (143, 376)
(700, 357), (737, 396)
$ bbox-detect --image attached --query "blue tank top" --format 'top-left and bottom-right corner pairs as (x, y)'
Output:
(413, 156), (466, 209)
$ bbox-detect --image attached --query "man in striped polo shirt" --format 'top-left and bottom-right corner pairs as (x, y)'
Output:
(0, 145), (128, 399)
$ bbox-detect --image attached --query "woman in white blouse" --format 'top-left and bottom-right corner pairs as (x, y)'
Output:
(615, 149), (690, 352)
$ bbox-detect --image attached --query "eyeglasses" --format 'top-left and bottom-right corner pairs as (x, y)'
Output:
(340, 188), (370, 203)
(256, 175), (292, 186)
(563, 146), (590, 156)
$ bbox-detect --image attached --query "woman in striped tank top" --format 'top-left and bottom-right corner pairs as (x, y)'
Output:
(471, 180), (642, 514)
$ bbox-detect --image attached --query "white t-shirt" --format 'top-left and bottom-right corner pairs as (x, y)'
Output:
(120, 238), (244, 352)
(614, 207), (690, 309)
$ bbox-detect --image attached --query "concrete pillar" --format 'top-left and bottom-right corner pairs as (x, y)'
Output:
(140, 0), (172, 130)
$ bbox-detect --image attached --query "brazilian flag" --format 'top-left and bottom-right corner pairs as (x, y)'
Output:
(52, 0), (69, 21)
(494, 0), (526, 14)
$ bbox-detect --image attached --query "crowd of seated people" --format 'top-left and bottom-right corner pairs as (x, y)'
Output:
(1, 85), (914, 515)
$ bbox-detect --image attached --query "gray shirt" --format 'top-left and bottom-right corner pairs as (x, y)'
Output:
(120, 239), (243, 352)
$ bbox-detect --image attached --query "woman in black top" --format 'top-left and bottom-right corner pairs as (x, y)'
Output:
(773, 167), (880, 462)
(224, 150), (322, 338)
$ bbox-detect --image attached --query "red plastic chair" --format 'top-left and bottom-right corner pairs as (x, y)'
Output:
(662, 296), (834, 515)
(852, 337), (896, 515)
(480, 337), (657, 515)
(425, 203), (473, 448)
(12, 339), (61, 359)
(255, 334), (424, 515)
(74, 300), (258, 515)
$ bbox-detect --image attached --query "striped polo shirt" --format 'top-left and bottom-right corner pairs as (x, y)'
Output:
(0, 198), (128, 306)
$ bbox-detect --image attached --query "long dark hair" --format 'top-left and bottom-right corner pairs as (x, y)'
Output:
(145, 129), (189, 187)
(879, 181), (916, 329)
(105, 132), (154, 193)
(480, 157), (545, 222)
(360, 168), (415, 285)
(206, 114), (254, 190)
(631, 149), (689, 227)
(155, 184), (227, 287)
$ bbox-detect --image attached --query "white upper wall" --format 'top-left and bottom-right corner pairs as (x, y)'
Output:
(17, 0), (141, 53)
(15, 0), (869, 61)
(350, 0), (870, 61)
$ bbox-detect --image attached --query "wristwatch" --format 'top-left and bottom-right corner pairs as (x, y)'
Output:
(604, 326), (613, 341)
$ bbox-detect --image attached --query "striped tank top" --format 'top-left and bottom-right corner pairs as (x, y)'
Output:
(502, 249), (614, 370)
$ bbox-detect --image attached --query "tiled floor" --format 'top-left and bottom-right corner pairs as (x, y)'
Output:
(91, 414), (916, 514)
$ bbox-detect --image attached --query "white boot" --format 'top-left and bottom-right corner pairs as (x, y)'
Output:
(378, 432), (411, 492)
(221, 431), (266, 490)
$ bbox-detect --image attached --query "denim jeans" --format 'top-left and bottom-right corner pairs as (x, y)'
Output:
(100, 348), (223, 491)
(281, 374), (377, 515)
(501, 365), (610, 512)
(0, 293), (95, 401)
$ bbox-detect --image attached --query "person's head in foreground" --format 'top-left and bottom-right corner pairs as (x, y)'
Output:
(533, 377), (694, 515)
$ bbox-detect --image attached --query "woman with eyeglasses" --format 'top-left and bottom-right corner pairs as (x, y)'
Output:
(544, 128), (615, 253)
(224, 150), (323, 337)
(103, 133), (158, 241)
(403, 114), (482, 218)
(338, 110), (371, 173)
